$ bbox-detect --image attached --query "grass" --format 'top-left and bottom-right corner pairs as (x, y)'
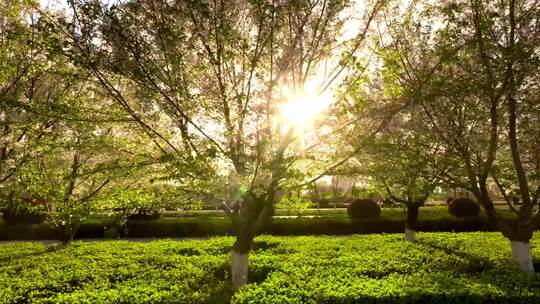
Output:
(1, 232), (539, 303)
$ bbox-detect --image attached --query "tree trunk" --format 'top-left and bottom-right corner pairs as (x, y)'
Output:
(511, 241), (534, 272)
(476, 181), (535, 273)
(60, 224), (75, 246)
(405, 203), (420, 240)
(231, 231), (253, 289)
(59, 217), (80, 246)
(231, 250), (249, 289)
(59, 227), (74, 247)
(404, 227), (416, 240)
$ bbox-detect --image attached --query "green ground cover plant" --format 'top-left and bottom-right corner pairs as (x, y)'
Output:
(0, 232), (539, 303)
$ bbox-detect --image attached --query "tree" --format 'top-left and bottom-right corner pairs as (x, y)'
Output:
(0, 0), (160, 244)
(54, 0), (385, 287)
(16, 75), (155, 244)
(1, 0), (59, 201)
(419, 0), (539, 272)
(371, 0), (539, 271)
(362, 115), (444, 240)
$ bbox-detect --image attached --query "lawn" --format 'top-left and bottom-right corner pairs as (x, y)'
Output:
(1, 232), (539, 303)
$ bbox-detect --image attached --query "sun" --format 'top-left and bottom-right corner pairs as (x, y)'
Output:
(277, 86), (333, 135)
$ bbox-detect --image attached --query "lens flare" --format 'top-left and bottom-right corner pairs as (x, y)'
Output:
(277, 86), (332, 135)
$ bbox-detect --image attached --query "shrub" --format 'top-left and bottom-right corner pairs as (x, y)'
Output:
(314, 198), (330, 208)
(382, 198), (395, 207)
(103, 227), (121, 239)
(347, 199), (381, 219)
(2, 211), (46, 224)
(448, 198), (480, 218)
(0, 212), (502, 240)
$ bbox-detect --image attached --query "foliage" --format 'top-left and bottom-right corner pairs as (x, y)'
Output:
(347, 198), (381, 219)
(56, 2), (389, 284)
(275, 196), (312, 213)
(413, 0), (539, 242)
(0, 0), (157, 243)
(98, 188), (161, 232)
(1, 233), (540, 303)
(334, 0), (540, 246)
(104, 188), (161, 213)
(2, 194), (46, 217)
(448, 198), (481, 218)
(15, 121), (135, 243)
(0, 0), (60, 192)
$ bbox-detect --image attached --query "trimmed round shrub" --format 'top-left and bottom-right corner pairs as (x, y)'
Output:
(347, 199), (381, 219)
(448, 198), (480, 218)
(314, 198), (330, 208)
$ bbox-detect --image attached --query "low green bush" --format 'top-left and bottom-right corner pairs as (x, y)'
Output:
(0, 233), (539, 304)
(234, 233), (540, 303)
(448, 198), (481, 218)
(347, 199), (381, 219)
(0, 239), (233, 304)
(312, 198), (331, 208)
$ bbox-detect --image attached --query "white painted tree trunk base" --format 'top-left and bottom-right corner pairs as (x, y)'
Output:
(231, 250), (249, 289)
(511, 241), (534, 273)
(404, 228), (416, 240)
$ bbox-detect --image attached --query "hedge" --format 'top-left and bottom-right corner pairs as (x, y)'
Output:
(0, 216), (503, 240)
(0, 233), (539, 303)
(1, 207), (523, 240)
